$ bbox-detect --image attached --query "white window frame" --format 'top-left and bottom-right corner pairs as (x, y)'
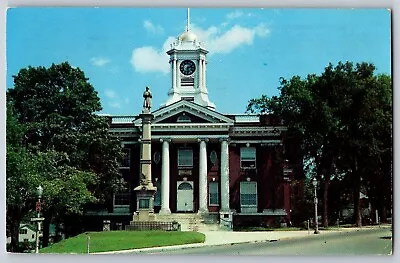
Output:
(178, 148), (193, 168)
(120, 148), (131, 169)
(240, 182), (258, 212)
(208, 181), (219, 206)
(240, 147), (256, 169)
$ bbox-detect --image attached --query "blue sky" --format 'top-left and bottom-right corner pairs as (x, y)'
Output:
(6, 8), (391, 115)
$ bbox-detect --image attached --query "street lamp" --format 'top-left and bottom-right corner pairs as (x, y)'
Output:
(312, 178), (320, 234)
(35, 185), (43, 253)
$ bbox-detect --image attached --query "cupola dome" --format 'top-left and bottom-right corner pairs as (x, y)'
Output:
(179, 31), (197, 42)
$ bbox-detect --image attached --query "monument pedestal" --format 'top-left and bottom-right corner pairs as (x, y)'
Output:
(132, 185), (157, 222)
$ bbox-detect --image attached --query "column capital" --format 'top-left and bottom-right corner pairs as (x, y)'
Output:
(160, 138), (172, 143)
(219, 138), (230, 143)
(197, 138), (209, 143)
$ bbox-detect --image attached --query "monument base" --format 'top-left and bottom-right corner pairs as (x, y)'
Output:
(132, 185), (157, 222)
(132, 210), (157, 222)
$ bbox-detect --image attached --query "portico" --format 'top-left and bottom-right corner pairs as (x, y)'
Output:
(156, 136), (232, 215)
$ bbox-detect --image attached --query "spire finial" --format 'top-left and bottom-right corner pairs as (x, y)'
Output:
(186, 8), (190, 32)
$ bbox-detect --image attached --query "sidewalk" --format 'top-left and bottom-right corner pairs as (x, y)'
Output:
(95, 225), (390, 254)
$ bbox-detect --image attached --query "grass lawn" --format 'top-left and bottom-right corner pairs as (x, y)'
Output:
(40, 231), (205, 254)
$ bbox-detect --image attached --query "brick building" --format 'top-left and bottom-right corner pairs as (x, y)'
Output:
(86, 12), (303, 230)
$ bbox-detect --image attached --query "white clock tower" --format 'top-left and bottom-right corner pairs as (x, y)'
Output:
(162, 9), (216, 110)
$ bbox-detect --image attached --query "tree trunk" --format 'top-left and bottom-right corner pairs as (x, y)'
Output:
(352, 157), (362, 227)
(381, 204), (388, 223)
(8, 209), (21, 252)
(322, 155), (335, 228)
(9, 220), (21, 252)
(42, 214), (52, 248)
(353, 189), (362, 227)
(322, 175), (329, 227)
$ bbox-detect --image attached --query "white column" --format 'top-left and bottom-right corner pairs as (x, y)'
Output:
(202, 60), (205, 89)
(177, 60), (181, 88)
(220, 139), (230, 211)
(203, 59), (206, 90)
(198, 139), (208, 213)
(196, 59), (201, 90)
(173, 59), (177, 90)
(198, 59), (203, 89)
(160, 139), (171, 214)
(170, 59), (174, 90)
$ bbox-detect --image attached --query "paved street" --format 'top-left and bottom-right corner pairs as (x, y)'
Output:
(138, 228), (392, 256)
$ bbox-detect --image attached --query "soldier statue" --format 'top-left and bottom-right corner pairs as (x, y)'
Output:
(143, 86), (152, 110)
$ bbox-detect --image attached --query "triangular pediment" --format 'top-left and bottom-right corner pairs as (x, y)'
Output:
(133, 100), (234, 126)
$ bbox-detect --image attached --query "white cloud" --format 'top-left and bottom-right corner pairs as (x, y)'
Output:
(254, 24), (270, 37)
(226, 10), (244, 20)
(131, 47), (170, 74)
(130, 22), (269, 73)
(104, 89), (125, 109)
(192, 23), (270, 54)
(143, 20), (164, 34)
(130, 36), (175, 74)
(104, 89), (116, 99)
(90, 57), (111, 67)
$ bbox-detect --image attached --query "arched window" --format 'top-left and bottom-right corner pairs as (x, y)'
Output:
(178, 182), (193, 190)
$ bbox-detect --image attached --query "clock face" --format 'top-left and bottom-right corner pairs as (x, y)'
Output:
(180, 60), (196, 75)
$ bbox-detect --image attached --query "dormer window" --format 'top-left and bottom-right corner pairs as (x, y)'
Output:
(177, 113), (192, 123)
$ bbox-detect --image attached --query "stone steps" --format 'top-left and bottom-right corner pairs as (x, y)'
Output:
(156, 213), (223, 232)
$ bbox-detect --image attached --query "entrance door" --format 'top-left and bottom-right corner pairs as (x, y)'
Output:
(177, 181), (194, 212)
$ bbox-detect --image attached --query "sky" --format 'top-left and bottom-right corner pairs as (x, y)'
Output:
(6, 8), (391, 115)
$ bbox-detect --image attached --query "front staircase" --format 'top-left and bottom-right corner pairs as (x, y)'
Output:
(156, 213), (224, 231)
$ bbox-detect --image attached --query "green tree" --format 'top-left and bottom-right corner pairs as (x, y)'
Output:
(247, 61), (392, 227)
(248, 73), (339, 227)
(6, 62), (124, 249)
(6, 105), (41, 251)
(332, 68), (392, 225)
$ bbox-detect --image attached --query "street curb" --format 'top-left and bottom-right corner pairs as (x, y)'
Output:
(92, 239), (277, 254)
(92, 226), (391, 254)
